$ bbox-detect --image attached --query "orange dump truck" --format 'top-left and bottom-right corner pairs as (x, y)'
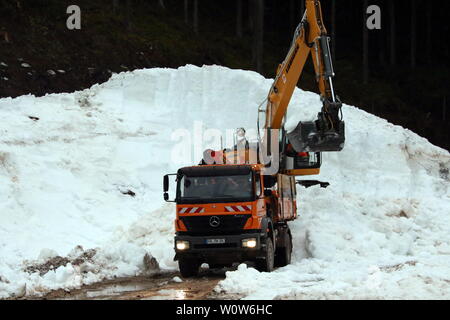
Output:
(164, 164), (297, 276)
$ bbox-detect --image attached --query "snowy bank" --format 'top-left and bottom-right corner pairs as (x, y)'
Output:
(0, 65), (449, 298)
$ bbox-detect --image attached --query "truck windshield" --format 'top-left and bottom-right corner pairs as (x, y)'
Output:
(177, 173), (254, 203)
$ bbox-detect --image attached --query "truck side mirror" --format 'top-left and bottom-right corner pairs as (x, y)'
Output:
(163, 173), (177, 202)
(163, 175), (169, 193)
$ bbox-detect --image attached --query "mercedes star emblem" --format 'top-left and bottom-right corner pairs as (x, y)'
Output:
(209, 216), (220, 227)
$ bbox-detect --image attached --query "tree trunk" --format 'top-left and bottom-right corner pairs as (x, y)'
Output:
(363, 0), (369, 84)
(331, 0), (336, 62)
(247, 2), (252, 30)
(411, 0), (416, 68)
(193, 0), (198, 34)
(237, 0), (243, 38)
(126, 0), (132, 32)
(378, 0), (385, 66)
(426, 1), (432, 64)
(159, 0), (165, 9)
(253, 0), (264, 74)
(184, 0), (189, 24)
(389, 0), (396, 65)
(290, 0), (295, 33)
(300, 0), (305, 17)
(378, 32), (386, 67)
(113, 0), (119, 15)
(443, 96), (447, 121)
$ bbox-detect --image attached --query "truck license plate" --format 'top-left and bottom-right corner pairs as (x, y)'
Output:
(206, 238), (225, 244)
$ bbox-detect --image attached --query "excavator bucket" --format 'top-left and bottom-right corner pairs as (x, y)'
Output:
(287, 120), (345, 152)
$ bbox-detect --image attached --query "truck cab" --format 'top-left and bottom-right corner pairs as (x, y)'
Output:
(163, 164), (296, 277)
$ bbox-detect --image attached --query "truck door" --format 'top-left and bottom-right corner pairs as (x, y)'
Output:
(278, 174), (295, 221)
(290, 176), (297, 219)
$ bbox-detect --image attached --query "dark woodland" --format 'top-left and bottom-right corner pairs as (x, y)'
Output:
(0, 0), (449, 150)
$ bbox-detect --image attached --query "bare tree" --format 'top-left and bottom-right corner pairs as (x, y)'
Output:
(411, 0), (417, 68)
(389, 0), (396, 65)
(193, 0), (198, 34)
(252, 0), (264, 74)
(363, 0), (369, 84)
(237, 0), (243, 38)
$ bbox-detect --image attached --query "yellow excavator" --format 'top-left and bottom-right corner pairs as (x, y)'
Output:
(163, 0), (345, 276)
(262, 0), (345, 172)
(202, 0), (345, 176)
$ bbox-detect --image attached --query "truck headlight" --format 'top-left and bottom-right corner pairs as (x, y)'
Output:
(242, 238), (257, 248)
(176, 240), (190, 251)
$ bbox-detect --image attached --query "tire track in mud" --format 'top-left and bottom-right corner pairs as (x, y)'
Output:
(28, 269), (237, 300)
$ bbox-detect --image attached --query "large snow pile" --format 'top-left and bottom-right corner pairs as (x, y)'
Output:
(0, 65), (449, 299)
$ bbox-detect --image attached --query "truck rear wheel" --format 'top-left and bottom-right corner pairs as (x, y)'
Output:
(178, 258), (200, 278)
(275, 232), (292, 267)
(208, 264), (231, 270)
(255, 238), (275, 272)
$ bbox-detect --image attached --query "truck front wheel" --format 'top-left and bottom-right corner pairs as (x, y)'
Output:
(178, 257), (200, 278)
(255, 238), (275, 272)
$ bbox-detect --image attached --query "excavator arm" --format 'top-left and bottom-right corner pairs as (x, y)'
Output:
(201, 0), (344, 174)
(263, 0), (345, 153)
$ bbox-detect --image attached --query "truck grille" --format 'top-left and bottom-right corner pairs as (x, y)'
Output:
(180, 214), (250, 235)
(194, 243), (238, 249)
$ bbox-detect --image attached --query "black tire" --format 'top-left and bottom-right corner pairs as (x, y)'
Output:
(208, 264), (226, 270)
(274, 233), (292, 267)
(255, 238), (275, 272)
(178, 258), (200, 278)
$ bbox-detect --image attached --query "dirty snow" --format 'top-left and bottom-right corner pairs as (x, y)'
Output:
(0, 65), (449, 299)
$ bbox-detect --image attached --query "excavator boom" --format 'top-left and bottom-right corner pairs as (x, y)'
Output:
(201, 0), (344, 176)
(264, 0), (345, 153)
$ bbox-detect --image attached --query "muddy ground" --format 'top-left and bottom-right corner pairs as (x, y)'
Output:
(22, 268), (240, 300)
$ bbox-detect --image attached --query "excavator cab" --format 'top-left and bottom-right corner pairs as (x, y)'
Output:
(278, 128), (322, 175)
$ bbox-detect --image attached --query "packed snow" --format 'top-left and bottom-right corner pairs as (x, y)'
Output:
(0, 65), (449, 299)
